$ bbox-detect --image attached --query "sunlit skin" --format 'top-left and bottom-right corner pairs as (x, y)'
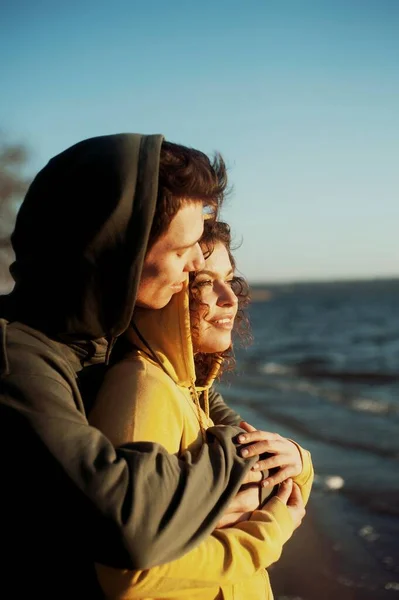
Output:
(191, 242), (238, 354)
(238, 421), (303, 489)
(191, 241), (303, 505)
(139, 228), (305, 524)
(136, 202), (205, 309)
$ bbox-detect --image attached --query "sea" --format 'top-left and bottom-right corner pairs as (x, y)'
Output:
(216, 278), (399, 599)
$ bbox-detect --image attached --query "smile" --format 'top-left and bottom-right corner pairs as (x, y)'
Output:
(209, 316), (234, 329)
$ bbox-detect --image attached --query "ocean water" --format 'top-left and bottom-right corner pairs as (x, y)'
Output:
(217, 278), (399, 598)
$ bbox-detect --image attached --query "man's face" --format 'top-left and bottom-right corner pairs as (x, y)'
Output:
(136, 201), (205, 309)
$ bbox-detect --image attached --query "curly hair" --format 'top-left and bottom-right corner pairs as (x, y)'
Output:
(148, 141), (228, 247)
(189, 220), (252, 386)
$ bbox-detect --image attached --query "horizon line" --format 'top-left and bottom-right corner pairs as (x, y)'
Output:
(248, 275), (399, 286)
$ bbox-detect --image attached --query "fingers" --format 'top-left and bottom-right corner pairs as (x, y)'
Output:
(287, 482), (304, 507)
(240, 437), (283, 458)
(239, 430), (280, 446)
(261, 467), (294, 489)
(241, 468), (263, 485)
(224, 490), (251, 514)
(239, 421), (257, 433)
(252, 453), (288, 471)
(275, 478), (293, 504)
(288, 483), (306, 528)
(235, 484), (261, 513)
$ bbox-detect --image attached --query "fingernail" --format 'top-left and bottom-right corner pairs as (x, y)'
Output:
(262, 480), (270, 487)
(252, 463), (260, 470)
(241, 448), (249, 457)
(238, 435), (246, 442)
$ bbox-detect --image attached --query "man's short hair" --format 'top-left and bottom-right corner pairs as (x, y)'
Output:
(148, 141), (228, 247)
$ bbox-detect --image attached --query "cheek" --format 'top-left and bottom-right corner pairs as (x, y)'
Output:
(198, 303), (214, 333)
(164, 256), (185, 281)
(141, 258), (163, 281)
(193, 308), (206, 337)
(153, 261), (177, 288)
(193, 307), (209, 337)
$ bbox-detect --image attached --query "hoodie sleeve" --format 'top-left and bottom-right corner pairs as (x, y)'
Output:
(208, 386), (242, 426)
(0, 331), (257, 572)
(95, 497), (294, 598)
(290, 440), (314, 504)
(93, 364), (295, 598)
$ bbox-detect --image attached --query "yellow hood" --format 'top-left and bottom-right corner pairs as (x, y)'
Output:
(128, 281), (221, 402)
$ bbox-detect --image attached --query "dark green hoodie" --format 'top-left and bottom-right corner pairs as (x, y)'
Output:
(0, 134), (256, 598)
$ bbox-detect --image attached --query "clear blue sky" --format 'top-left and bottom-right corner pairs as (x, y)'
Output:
(1, 0), (398, 283)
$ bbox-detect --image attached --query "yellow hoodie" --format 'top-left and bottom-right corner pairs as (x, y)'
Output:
(90, 285), (314, 600)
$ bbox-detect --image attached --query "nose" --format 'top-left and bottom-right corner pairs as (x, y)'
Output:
(216, 282), (238, 308)
(185, 243), (205, 272)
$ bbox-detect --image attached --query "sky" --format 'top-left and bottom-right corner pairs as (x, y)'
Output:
(1, 0), (398, 283)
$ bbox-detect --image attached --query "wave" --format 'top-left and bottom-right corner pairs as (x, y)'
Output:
(260, 361), (399, 384)
(247, 367), (399, 416)
(241, 398), (399, 460)
(343, 488), (399, 517)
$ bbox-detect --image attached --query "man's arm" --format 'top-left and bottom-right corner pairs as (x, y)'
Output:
(207, 385), (242, 426)
(0, 339), (257, 572)
(96, 492), (297, 598)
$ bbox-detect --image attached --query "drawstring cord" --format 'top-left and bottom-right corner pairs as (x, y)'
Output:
(105, 335), (116, 365)
(203, 387), (210, 420)
(195, 385), (210, 420)
(131, 322), (207, 442)
(189, 385), (206, 443)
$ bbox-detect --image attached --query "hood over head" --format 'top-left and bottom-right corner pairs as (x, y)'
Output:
(1, 133), (163, 340)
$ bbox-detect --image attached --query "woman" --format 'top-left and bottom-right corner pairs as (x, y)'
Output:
(90, 220), (314, 599)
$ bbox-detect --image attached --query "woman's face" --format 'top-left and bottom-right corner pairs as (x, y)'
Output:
(190, 242), (238, 354)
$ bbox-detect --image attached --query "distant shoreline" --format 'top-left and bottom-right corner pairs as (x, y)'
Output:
(249, 275), (399, 288)
(249, 276), (399, 302)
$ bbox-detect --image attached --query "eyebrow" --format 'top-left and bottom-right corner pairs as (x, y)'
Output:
(194, 268), (234, 278)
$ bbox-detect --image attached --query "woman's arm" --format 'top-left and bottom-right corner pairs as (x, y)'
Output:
(96, 496), (295, 598)
(92, 358), (296, 598)
(288, 440), (314, 504)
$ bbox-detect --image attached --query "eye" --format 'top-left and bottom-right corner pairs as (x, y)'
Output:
(226, 278), (234, 287)
(194, 279), (212, 288)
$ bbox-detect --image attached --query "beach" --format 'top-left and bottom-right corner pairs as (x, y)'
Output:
(224, 401), (399, 600)
(270, 495), (399, 600)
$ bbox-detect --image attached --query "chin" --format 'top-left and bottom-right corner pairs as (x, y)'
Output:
(201, 338), (232, 354)
(136, 294), (172, 310)
(154, 297), (173, 309)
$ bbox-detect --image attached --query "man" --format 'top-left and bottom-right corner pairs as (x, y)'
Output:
(0, 133), (260, 597)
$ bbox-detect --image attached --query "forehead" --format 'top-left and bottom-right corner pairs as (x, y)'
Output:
(203, 242), (232, 272)
(162, 201), (204, 248)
